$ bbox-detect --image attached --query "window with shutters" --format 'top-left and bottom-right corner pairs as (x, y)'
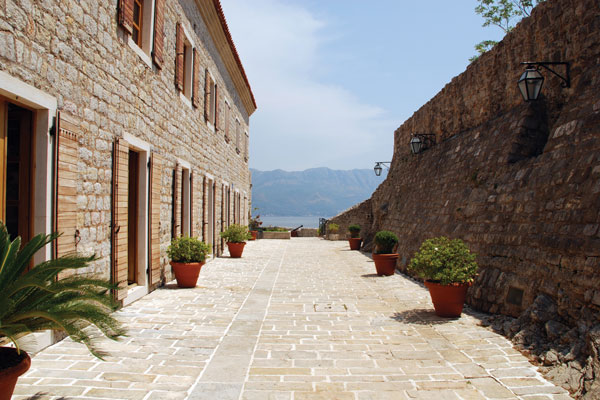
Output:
(244, 131), (249, 162)
(176, 24), (194, 105)
(204, 69), (218, 129)
(118, 0), (164, 69)
(235, 119), (241, 154)
(224, 99), (231, 142)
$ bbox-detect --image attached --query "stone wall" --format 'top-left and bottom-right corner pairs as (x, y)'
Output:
(331, 0), (600, 396)
(0, 0), (252, 284)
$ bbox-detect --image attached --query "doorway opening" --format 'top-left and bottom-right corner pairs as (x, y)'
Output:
(127, 149), (140, 285)
(0, 101), (34, 244)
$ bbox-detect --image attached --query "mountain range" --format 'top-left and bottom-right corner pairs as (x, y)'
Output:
(250, 167), (385, 218)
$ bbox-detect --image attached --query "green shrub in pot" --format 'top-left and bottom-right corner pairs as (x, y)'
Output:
(348, 224), (361, 239)
(373, 231), (398, 254)
(220, 224), (252, 243)
(167, 236), (211, 263)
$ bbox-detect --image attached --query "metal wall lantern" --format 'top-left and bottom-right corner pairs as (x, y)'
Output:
(518, 61), (570, 101)
(410, 134), (436, 154)
(373, 161), (390, 176)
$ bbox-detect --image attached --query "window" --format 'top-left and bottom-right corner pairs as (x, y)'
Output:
(244, 131), (249, 161)
(118, 0), (165, 68)
(224, 100), (231, 142)
(204, 70), (218, 127)
(132, 0), (143, 46)
(235, 119), (240, 153)
(175, 23), (194, 104)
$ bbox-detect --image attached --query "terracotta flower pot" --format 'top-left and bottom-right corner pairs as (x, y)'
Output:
(227, 242), (246, 258)
(372, 253), (398, 276)
(0, 347), (31, 400)
(250, 231), (258, 240)
(348, 238), (362, 250)
(424, 281), (471, 318)
(170, 261), (204, 288)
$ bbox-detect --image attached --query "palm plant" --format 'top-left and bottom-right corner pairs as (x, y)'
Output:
(0, 223), (125, 359)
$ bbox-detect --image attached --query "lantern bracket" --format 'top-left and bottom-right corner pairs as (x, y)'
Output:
(373, 161), (391, 176)
(410, 134), (437, 155)
(521, 62), (570, 88)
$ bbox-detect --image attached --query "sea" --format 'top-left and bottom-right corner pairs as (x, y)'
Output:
(259, 216), (325, 229)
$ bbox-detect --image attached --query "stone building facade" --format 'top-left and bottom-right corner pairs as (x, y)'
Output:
(331, 0), (599, 396)
(0, 0), (256, 308)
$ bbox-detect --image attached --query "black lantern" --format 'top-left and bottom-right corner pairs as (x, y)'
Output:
(518, 62), (570, 102)
(409, 134), (436, 154)
(518, 68), (544, 101)
(410, 136), (423, 154)
(373, 161), (390, 176)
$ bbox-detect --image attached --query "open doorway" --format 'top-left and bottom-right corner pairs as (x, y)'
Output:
(0, 100), (34, 244)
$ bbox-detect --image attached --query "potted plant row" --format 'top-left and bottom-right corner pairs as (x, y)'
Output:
(348, 224), (362, 250)
(0, 223), (126, 400)
(408, 236), (478, 317)
(372, 231), (399, 276)
(220, 224), (252, 258)
(168, 236), (211, 288)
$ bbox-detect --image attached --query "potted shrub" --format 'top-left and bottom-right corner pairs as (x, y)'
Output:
(328, 223), (340, 240)
(372, 231), (399, 276)
(167, 236), (211, 288)
(0, 223), (125, 399)
(248, 214), (262, 241)
(220, 224), (252, 258)
(408, 236), (478, 318)
(348, 224), (362, 250)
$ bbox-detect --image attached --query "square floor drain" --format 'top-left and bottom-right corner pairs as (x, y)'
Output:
(314, 303), (347, 312)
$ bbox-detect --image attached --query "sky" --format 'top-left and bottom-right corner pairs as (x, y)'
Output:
(220, 0), (505, 172)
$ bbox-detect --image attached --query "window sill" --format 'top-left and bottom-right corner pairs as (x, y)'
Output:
(179, 92), (192, 109)
(127, 36), (153, 68)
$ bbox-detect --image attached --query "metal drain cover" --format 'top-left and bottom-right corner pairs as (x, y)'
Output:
(314, 303), (347, 312)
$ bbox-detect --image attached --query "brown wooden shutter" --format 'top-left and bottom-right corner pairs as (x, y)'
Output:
(112, 138), (129, 301)
(189, 171), (194, 236)
(192, 49), (201, 108)
(204, 69), (211, 121)
(54, 113), (79, 260)
(172, 163), (182, 238)
(202, 176), (207, 241)
(214, 85), (219, 130)
(118, 0), (134, 34)
(149, 153), (163, 288)
(175, 23), (184, 91)
(152, 0), (165, 69)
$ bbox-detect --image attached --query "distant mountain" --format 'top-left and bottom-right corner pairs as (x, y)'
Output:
(250, 167), (385, 218)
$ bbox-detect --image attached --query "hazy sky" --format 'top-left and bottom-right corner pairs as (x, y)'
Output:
(220, 0), (505, 171)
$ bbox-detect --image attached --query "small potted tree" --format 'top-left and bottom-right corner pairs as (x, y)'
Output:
(372, 231), (399, 276)
(248, 214), (262, 241)
(220, 224), (252, 258)
(348, 224), (362, 250)
(0, 223), (125, 399)
(328, 223), (340, 240)
(167, 236), (211, 288)
(408, 236), (478, 318)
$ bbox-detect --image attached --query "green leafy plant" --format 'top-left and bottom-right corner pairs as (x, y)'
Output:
(471, 0), (545, 61)
(167, 236), (211, 263)
(248, 214), (262, 231)
(348, 224), (361, 238)
(263, 227), (288, 232)
(408, 237), (478, 285)
(328, 223), (339, 234)
(0, 223), (126, 359)
(220, 224), (252, 243)
(374, 231), (398, 254)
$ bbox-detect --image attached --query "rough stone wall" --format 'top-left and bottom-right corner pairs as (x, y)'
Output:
(331, 0), (600, 395)
(0, 0), (251, 282)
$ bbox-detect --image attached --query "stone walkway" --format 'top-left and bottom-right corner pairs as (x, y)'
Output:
(14, 238), (571, 400)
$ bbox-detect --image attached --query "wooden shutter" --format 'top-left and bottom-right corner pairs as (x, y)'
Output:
(118, 0), (134, 34)
(192, 49), (201, 108)
(204, 69), (211, 121)
(112, 138), (129, 301)
(189, 171), (194, 236)
(149, 153), (163, 288)
(175, 23), (184, 91)
(214, 85), (219, 130)
(54, 113), (79, 260)
(152, 0), (165, 69)
(202, 176), (207, 241)
(172, 163), (182, 238)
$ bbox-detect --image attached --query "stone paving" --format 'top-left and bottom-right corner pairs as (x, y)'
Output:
(14, 238), (571, 400)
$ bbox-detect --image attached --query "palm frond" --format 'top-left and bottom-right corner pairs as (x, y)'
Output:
(0, 222), (126, 359)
